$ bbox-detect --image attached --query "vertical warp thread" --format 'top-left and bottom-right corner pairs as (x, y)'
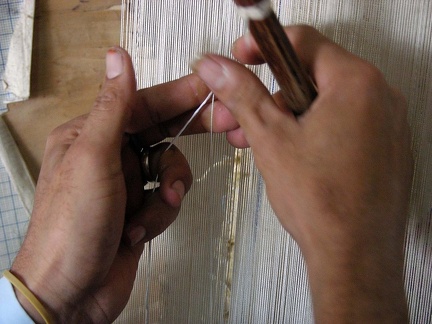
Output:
(117, 1), (432, 323)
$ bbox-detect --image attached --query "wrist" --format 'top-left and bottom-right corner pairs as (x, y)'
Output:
(9, 265), (108, 323)
(15, 289), (47, 324)
(9, 259), (71, 323)
(3, 269), (54, 323)
(304, 239), (408, 323)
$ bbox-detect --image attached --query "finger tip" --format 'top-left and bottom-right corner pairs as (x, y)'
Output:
(231, 38), (241, 58)
(190, 54), (211, 75)
(106, 47), (125, 79)
(227, 128), (250, 148)
(105, 46), (136, 90)
(231, 33), (265, 65)
(107, 46), (131, 60)
(165, 180), (185, 208)
(190, 54), (231, 93)
(123, 224), (147, 247)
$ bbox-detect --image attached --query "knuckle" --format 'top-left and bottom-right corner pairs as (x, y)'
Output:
(46, 116), (85, 150)
(185, 74), (209, 102)
(93, 87), (120, 111)
(45, 127), (62, 150)
(224, 69), (259, 105)
(137, 89), (159, 125)
(69, 142), (104, 171)
(354, 61), (385, 90)
(156, 122), (171, 140)
(344, 62), (388, 113)
(286, 25), (321, 48)
(293, 24), (319, 37)
(48, 124), (64, 140)
(390, 87), (409, 122)
(391, 87), (407, 106)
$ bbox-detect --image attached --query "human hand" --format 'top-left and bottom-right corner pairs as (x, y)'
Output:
(10, 47), (202, 322)
(192, 26), (412, 322)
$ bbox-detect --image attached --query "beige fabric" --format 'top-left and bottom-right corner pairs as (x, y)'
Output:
(118, 0), (432, 322)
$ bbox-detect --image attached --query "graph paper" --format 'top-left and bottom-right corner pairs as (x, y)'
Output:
(0, 167), (29, 272)
(0, 0), (24, 113)
(0, 0), (32, 273)
(0, 114), (33, 272)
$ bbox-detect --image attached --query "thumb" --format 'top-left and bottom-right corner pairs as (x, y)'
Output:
(76, 47), (137, 153)
(191, 54), (297, 149)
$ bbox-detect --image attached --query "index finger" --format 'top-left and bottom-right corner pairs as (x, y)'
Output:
(127, 74), (210, 133)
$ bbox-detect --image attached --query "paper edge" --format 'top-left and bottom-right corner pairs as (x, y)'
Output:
(0, 116), (35, 218)
(3, 0), (35, 104)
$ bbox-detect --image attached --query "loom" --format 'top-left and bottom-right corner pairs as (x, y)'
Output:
(117, 0), (432, 323)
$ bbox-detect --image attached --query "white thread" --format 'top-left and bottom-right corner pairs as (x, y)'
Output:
(121, 1), (432, 323)
(236, 0), (272, 21)
(142, 94), (215, 190)
(145, 240), (152, 324)
(165, 91), (213, 152)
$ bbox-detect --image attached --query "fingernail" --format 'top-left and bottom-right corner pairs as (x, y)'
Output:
(190, 55), (227, 91)
(243, 32), (254, 49)
(171, 180), (185, 201)
(190, 53), (204, 67)
(231, 39), (239, 55)
(126, 225), (146, 246)
(106, 48), (124, 79)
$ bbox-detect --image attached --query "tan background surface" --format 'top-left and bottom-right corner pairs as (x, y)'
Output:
(4, 0), (122, 180)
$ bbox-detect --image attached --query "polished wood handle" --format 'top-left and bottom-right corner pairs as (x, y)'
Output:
(235, 0), (317, 114)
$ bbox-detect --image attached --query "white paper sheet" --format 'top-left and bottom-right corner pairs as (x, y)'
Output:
(2, 0), (35, 105)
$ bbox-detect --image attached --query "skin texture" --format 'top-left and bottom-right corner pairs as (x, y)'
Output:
(9, 25), (412, 323)
(191, 26), (413, 322)
(10, 48), (199, 323)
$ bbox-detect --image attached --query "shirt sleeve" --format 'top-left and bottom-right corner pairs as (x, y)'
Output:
(0, 275), (34, 323)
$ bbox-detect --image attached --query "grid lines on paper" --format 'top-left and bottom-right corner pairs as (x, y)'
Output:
(0, 0), (24, 113)
(0, 162), (28, 272)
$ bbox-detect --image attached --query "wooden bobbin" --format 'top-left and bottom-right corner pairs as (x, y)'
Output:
(234, 0), (317, 114)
